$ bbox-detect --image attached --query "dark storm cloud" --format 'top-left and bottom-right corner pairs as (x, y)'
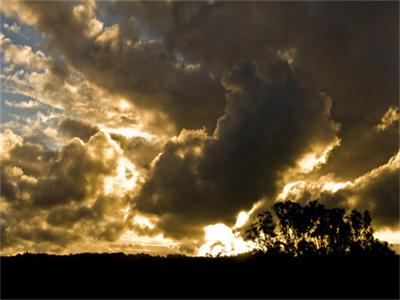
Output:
(318, 122), (399, 179)
(112, 1), (398, 178)
(1, 1), (398, 250)
(58, 118), (99, 142)
(7, 1), (397, 173)
(357, 166), (399, 229)
(360, 169), (400, 229)
(15, 0), (226, 132)
(106, 1), (398, 238)
(345, 154), (400, 229)
(135, 61), (339, 239)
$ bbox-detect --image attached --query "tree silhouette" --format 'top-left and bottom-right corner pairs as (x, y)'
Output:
(245, 200), (394, 256)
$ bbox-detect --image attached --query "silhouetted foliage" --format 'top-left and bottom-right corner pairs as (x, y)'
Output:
(245, 200), (394, 256)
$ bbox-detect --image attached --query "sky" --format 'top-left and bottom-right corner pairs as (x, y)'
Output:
(0, 1), (399, 256)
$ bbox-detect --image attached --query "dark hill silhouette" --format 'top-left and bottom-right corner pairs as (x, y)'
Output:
(2, 252), (398, 298)
(1, 201), (399, 299)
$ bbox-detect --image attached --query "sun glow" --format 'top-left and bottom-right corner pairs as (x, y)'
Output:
(198, 209), (256, 257)
(299, 153), (323, 172)
(277, 181), (304, 201)
(120, 230), (178, 247)
(234, 211), (250, 228)
(298, 139), (341, 173)
(100, 126), (154, 140)
(198, 223), (255, 257)
(118, 99), (131, 111)
(104, 157), (139, 196)
(322, 181), (351, 193)
(133, 215), (155, 230)
(277, 177), (352, 202)
(374, 229), (400, 244)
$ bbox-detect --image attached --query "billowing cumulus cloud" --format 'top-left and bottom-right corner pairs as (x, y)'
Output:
(1, 32), (50, 70)
(0, 1), (398, 254)
(111, 1), (398, 178)
(135, 61), (340, 239)
(0, 129), (163, 254)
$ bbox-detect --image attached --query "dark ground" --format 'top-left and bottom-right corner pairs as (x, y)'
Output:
(1, 253), (399, 299)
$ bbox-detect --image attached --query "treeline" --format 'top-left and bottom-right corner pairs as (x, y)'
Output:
(244, 200), (394, 257)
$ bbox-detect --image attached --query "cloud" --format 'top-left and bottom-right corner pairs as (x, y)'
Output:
(4, 1), (396, 175)
(0, 129), (154, 253)
(135, 61), (339, 239)
(72, 0), (103, 38)
(275, 151), (400, 230)
(110, 133), (163, 170)
(0, 0), (38, 26)
(30, 138), (114, 208)
(375, 106), (399, 132)
(4, 99), (42, 109)
(0, 129), (23, 159)
(2, 0), (226, 132)
(1, 33), (173, 147)
(349, 152), (400, 229)
(1, 132), (116, 207)
(0, 1), (398, 254)
(3, 22), (21, 34)
(1, 32), (50, 71)
(58, 118), (99, 142)
(111, 1), (398, 178)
